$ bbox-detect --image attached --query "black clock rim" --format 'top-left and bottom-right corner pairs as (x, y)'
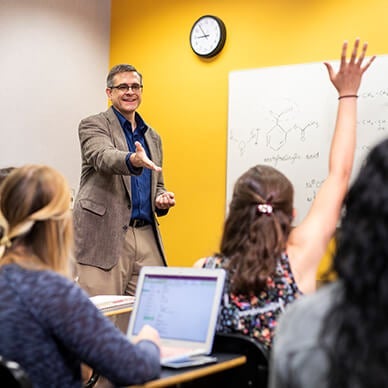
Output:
(189, 15), (227, 58)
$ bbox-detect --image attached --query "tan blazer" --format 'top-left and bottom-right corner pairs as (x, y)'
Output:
(73, 107), (168, 270)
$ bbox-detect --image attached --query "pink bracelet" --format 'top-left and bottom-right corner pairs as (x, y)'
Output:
(338, 94), (358, 100)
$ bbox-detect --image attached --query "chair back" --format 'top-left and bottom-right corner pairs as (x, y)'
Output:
(0, 356), (33, 388)
(212, 332), (269, 387)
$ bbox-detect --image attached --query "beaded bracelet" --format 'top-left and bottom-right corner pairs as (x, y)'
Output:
(338, 94), (358, 100)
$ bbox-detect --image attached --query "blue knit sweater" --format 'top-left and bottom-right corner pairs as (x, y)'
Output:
(0, 264), (160, 387)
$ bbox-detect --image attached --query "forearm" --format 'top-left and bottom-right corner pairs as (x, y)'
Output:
(90, 338), (160, 385)
(50, 284), (160, 385)
(329, 97), (357, 181)
(80, 123), (130, 175)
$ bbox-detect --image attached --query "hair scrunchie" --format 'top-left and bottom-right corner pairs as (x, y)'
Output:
(257, 203), (273, 215)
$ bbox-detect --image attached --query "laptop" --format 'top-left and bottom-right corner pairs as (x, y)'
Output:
(127, 266), (226, 368)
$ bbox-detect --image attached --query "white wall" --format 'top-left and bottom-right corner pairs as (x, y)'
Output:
(0, 0), (111, 195)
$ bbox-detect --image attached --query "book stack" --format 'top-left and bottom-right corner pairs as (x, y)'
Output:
(90, 294), (135, 314)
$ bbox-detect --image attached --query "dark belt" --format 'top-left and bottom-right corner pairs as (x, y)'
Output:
(129, 218), (150, 228)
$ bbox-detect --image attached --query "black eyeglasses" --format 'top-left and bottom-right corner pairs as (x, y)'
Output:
(110, 83), (143, 93)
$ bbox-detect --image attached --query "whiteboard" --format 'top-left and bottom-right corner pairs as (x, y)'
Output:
(227, 56), (388, 224)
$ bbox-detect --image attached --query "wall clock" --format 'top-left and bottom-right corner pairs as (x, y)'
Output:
(189, 15), (226, 58)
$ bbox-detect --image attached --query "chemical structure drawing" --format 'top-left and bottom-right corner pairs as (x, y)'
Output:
(229, 105), (319, 155)
(229, 128), (262, 156)
(266, 108), (318, 151)
(229, 127), (265, 156)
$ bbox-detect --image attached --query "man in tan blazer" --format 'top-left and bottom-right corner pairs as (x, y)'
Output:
(73, 64), (175, 302)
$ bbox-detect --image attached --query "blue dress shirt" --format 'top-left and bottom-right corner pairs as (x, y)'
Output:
(113, 108), (153, 223)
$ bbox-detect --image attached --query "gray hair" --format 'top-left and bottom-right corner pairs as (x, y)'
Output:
(106, 64), (143, 87)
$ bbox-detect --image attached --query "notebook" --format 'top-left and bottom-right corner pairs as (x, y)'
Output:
(127, 266), (226, 367)
(89, 294), (135, 314)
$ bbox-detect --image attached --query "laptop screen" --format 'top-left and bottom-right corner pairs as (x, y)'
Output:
(127, 266), (226, 349)
(132, 273), (219, 342)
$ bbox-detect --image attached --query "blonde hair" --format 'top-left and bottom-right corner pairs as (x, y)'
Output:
(0, 165), (73, 277)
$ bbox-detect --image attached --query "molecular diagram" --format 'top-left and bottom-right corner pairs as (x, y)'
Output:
(266, 108), (318, 151)
(229, 106), (318, 155)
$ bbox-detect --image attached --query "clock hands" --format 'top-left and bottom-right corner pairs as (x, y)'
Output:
(196, 34), (210, 39)
(198, 24), (209, 39)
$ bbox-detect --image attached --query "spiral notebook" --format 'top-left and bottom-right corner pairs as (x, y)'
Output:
(127, 266), (225, 367)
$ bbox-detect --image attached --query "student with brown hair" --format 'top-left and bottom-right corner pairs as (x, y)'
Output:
(195, 38), (375, 350)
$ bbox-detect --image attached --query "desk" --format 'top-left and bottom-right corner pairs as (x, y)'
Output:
(103, 306), (133, 317)
(127, 353), (246, 388)
(103, 306), (133, 334)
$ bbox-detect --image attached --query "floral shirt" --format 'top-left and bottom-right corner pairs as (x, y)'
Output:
(203, 253), (302, 350)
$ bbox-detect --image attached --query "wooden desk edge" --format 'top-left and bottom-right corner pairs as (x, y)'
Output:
(128, 354), (247, 388)
(103, 307), (133, 317)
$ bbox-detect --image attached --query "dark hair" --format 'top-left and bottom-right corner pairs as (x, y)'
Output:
(106, 64), (142, 88)
(220, 165), (294, 295)
(322, 138), (388, 387)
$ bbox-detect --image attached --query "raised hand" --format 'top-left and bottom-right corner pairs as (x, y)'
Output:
(324, 38), (376, 97)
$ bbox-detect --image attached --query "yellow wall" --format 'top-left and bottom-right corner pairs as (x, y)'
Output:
(110, 0), (388, 268)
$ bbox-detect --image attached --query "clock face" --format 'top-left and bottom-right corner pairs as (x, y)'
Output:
(190, 15), (226, 58)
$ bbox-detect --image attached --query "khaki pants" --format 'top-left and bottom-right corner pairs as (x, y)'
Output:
(78, 225), (164, 388)
(77, 224), (164, 331)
